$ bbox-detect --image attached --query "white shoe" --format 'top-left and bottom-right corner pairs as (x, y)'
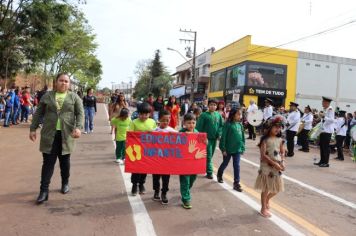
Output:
(83, 131), (88, 134)
(90, 130), (94, 133)
(119, 159), (125, 165)
(115, 159), (121, 163)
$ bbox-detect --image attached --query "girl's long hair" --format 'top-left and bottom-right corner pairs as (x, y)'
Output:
(257, 125), (282, 148)
(166, 96), (177, 108)
(227, 108), (241, 123)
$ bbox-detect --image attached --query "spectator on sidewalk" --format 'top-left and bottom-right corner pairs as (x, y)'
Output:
(180, 99), (190, 117)
(20, 87), (32, 123)
(29, 73), (84, 204)
(165, 96), (180, 129)
(12, 88), (21, 125)
(152, 95), (164, 122)
(3, 94), (12, 127)
(83, 88), (97, 134)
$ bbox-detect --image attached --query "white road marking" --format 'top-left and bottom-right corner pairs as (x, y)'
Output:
(213, 174), (305, 236)
(104, 105), (157, 236)
(216, 146), (356, 210)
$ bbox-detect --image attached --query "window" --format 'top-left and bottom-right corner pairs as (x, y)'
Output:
(202, 65), (208, 75)
(226, 64), (246, 89)
(315, 64), (321, 67)
(349, 68), (353, 71)
(247, 63), (286, 89)
(326, 65), (330, 68)
(210, 70), (225, 92)
(306, 63), (310, 66)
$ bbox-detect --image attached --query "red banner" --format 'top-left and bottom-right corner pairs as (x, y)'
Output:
(125, 131), (207, 175)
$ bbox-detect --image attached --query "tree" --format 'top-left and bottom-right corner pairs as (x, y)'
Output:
(133, 51), (174, 99)
(0, 0), (102, 89)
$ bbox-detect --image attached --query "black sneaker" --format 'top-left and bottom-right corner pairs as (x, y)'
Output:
(161, 193), (168, 205)
(152, 191), (160, 201)
(131, 184), (138, 196)
(139, 184), (146, 194)
(233, 183), (243, 192)
(319, 163), (330, 167)
(205, 174), (213, 179)
(217, 176), (223, 183)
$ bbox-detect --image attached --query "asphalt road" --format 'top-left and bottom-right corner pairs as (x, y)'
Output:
(0, 103), (355, 236)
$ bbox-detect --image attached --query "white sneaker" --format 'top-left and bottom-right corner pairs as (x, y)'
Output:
(115, 159), (121, 163)
(90, 130), (94, 133)
(119, 159), (125, 165)
(83, 131), (88, 134)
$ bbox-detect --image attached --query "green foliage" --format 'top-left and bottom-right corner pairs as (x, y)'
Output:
(0, 0), (102, 89)
(133, 52), (174, 99)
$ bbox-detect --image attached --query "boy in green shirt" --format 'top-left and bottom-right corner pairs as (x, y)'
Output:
(196, 99), (223, 179)
(129, 102), (157, 196)
(179, 113), (199, 209)
(111, 108), (131, 165)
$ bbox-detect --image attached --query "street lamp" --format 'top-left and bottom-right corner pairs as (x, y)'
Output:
(167, 48), (192, 66)
(167, 47), (196, 102)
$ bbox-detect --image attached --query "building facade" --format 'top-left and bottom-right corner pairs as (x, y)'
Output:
(209, 35), (356, 112)
(170, 48), (213, 102)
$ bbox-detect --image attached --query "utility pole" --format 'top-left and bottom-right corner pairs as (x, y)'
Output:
(180, 29), (197, 103)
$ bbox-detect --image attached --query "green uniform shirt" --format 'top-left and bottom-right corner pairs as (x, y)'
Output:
(196, 111), (223, 140)
(55, 92), (67, 130)
(111, 117), (131, 141)
(129, 118), (157, 131)
(179, 128), (198, 133)
(219, 121), (245, 154)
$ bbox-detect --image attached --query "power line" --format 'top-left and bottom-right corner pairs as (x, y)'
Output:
(211, 18), (356, 67)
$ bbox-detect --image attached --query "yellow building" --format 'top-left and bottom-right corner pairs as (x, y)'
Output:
(208, 35), (298, 107)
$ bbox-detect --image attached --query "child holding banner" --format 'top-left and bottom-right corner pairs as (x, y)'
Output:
(217, 108), (245, 192)
(129, 102), (157, 196)
(179, 113), (198, 209)
(152, 110), (177, 204)
(196, 99), (224, 179)
(111, 108), (131, 164)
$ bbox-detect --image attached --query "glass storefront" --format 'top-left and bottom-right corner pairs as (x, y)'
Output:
(210, 70), (225, 92)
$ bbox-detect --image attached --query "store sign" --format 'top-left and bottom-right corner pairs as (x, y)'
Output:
(225, 88), (241, 95)
(125, 132), (207, 175)
(245, 87), (286, 98)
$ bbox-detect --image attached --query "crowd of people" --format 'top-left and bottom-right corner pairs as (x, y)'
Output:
(10, 77), (353, 218)
(0, 85), (48, 128)
(107, 92), (356, 214)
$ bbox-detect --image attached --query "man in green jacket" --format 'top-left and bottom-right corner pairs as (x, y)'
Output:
(196, 99), (224, 179)
(29, 73), (84, 204)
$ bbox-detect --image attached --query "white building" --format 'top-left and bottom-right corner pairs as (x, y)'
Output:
(296, 52), (356, 112)
(170, 48), (213, 101)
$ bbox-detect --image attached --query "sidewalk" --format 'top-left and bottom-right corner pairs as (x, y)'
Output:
(0, 104), (135, 236)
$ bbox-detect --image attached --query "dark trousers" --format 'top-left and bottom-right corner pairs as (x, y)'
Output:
(336, 135), (346, 160)
(247, 123), (256, 139)
(217, 153), (241, 183)
(299, 129), (310, 151)
(319, 133), (332, 164)
(344, 134), (351, 149)
(286, 130), (297, 155)
(131, 173), (147, 185)
(40, 131), (70, 192)
(152, 174), (170, 193)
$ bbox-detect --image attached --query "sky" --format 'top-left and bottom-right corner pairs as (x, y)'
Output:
(81, 0), (356, 89)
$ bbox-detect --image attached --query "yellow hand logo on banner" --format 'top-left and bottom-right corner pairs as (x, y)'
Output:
(126, 144), (142, 162)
